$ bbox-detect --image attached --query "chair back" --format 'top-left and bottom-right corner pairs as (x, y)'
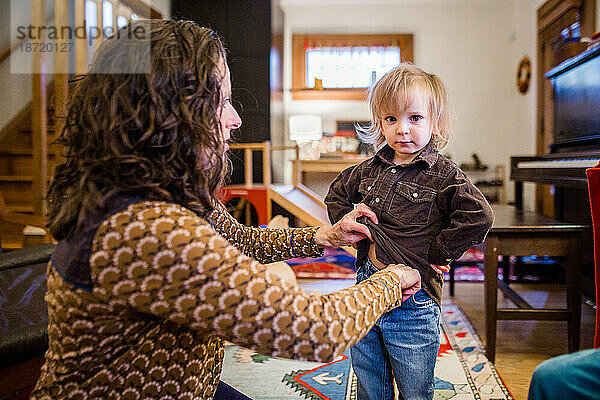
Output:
(586, 162), (600, 348)
(0, 244), (54, 369)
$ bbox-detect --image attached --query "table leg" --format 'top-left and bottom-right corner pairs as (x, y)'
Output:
(515, 182), (523, 210)
(566, 234), (582, 353)
(484, 236), (500, 363)
(449, 261), (455, 296)
(500, 256), (510, 285)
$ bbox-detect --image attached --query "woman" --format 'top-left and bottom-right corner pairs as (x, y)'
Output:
(31, 20), (421, 399)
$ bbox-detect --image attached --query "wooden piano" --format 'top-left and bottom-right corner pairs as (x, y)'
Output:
(511, 44), (600, 297)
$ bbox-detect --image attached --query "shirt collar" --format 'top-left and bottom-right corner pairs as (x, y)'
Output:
(374, 140), (439, 168)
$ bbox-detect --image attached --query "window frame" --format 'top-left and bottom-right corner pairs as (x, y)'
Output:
(292, 34), (414, 100)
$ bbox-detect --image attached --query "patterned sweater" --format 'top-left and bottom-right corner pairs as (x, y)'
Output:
(31, 201), (406, 399)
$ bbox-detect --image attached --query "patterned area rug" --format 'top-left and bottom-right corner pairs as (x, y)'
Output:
(445, 248), (485, 283)
(286, 247), (357, 280)
(446, 266), (485, 282)
(286, 248), (489, 282)
(219, 300), (513, 400)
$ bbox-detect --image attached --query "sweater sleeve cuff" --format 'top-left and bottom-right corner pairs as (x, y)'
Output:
(370, 269), (403, 310)
(292, 226), (325, 258)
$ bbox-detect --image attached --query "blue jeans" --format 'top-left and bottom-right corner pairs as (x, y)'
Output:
(528, 348), (600, 400)
(351, 258), (440, 400)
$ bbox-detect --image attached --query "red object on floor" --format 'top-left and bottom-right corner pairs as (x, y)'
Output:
(221, 187), (270, 227)
(457, 248), (484, 262)
(586, 162), (600, 348)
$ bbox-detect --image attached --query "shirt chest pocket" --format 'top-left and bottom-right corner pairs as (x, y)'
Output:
(358, 178), (376, 200)
(387, 182), (436, 225)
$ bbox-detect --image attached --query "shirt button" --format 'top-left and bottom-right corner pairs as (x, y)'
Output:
(368, 186), (372, 191)
(375, 198), (380, 203)
(391, 168), (396, 173)
(412, 192), (418, 198)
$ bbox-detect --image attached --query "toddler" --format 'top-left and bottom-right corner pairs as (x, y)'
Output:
(325, 63), (494, 400)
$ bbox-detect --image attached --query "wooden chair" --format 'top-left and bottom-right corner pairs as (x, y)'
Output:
(221, 142), (272, 226)
(448, 247), (484, 296)
(222, 142), (330, 228)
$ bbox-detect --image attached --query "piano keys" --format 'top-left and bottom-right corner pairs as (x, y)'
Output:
(516, 158), (599, 169)
(510, 151), (598, 299)
(511, 153), (600, 190)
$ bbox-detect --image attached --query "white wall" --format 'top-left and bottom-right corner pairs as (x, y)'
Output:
(0, 0), (33, 133)
(508, 0), (548, 210)
(143, 0), (171, 18)
(278, 0), (558, 210)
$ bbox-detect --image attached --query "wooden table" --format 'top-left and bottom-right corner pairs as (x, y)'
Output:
(291, 157), (367, 197)
(484, 204), (587, 363)
(292, 157), (366, 174)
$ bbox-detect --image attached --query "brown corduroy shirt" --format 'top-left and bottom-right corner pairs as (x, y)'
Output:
(325, 141), (494, 306)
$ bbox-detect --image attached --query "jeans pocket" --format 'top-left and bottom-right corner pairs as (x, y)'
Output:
(405, 290), (435, 308)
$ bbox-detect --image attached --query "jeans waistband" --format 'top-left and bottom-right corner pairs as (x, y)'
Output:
(356, 257), (380, 283)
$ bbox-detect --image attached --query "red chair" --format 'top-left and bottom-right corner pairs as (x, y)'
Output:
(586, 162), (600, 348)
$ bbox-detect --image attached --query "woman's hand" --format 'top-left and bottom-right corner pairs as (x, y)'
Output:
(387, 264), (421, 302)
(314, 203), (378, 247)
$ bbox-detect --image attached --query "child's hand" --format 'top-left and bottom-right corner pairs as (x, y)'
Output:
(387, 264), (421, 302)
(430, 264), (450, 274)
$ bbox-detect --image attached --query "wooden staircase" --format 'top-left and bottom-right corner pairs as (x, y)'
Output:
(0, 116), (58, 250)
(0, 1), (191, 251)
(0, 126), (59, 212)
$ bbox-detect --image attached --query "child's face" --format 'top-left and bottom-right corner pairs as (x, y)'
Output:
(379, 89), (433, 164)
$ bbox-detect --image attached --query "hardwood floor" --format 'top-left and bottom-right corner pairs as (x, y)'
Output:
(297, 278), (597, 400)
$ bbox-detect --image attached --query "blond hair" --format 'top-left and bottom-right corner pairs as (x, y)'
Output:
(358, 63), (452, 150)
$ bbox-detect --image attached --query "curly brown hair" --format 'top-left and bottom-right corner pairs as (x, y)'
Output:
(47, 20), (230, 239)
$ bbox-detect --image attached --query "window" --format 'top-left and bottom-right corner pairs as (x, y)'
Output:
(117, 15), (128, 29)
(84, 0), (98, 63)
(292, 34), (413, 100)
(102, 1), (114, 36)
